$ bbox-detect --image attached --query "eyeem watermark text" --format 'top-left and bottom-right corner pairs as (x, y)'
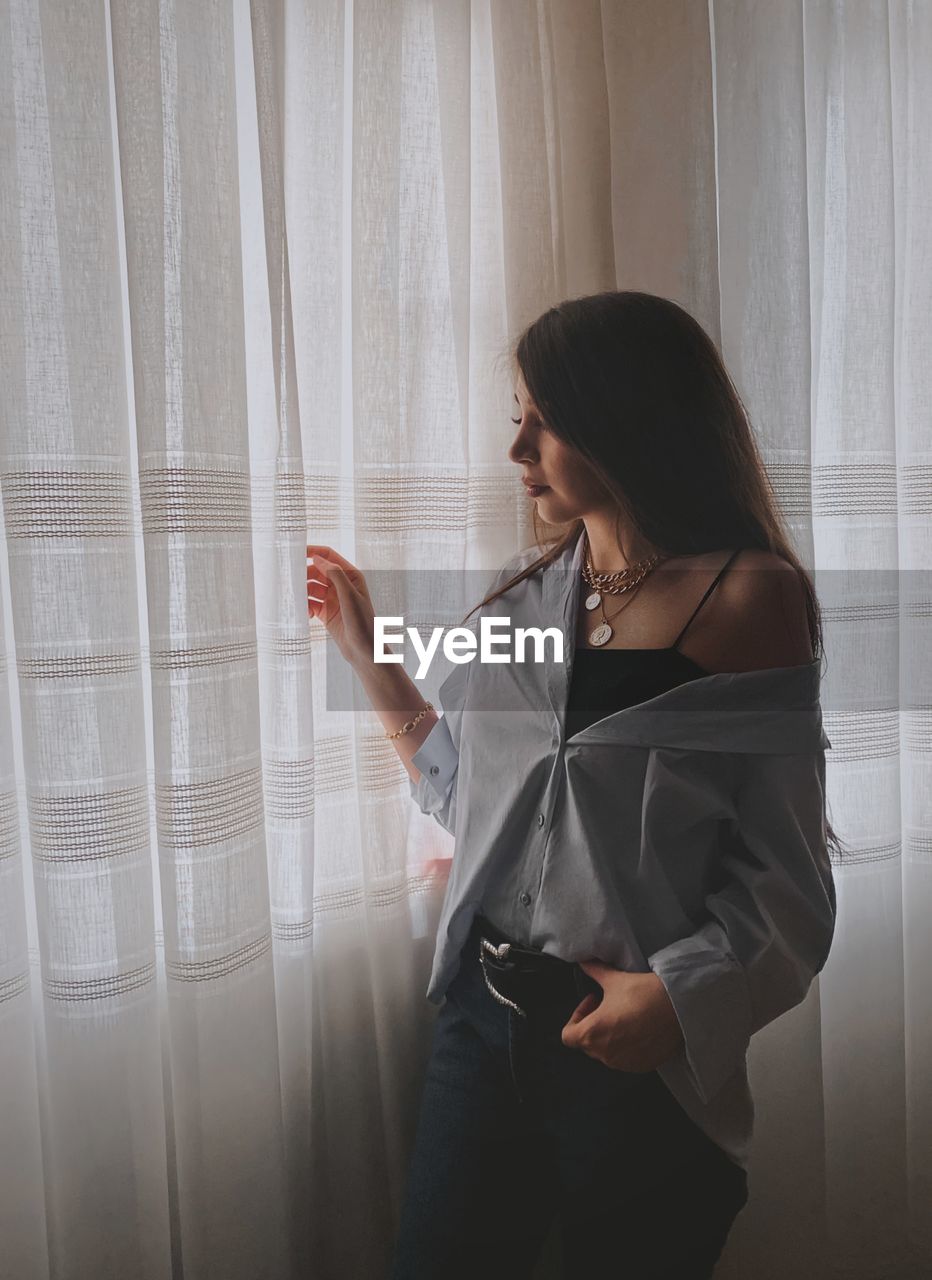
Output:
(374, 616), (564, 680)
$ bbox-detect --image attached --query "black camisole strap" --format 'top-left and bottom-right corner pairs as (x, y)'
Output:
(670, 549), (742, 651)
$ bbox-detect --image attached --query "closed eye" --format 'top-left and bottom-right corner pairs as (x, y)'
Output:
(511, 414), (552, 432)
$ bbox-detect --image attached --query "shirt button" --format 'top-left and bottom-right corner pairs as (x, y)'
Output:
(429, 765), (439, 776)
(537, 813), (545, 828)
(520, 892), (531, 906)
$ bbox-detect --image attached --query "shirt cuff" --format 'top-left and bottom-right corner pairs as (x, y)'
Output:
(408, 714), (458, 811)
(647, 925), (752, 1106)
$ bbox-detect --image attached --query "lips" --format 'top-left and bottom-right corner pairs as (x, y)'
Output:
(522, 479), (549, 495)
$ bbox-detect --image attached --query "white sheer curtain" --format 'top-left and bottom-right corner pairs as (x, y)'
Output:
(0, 2), (928, 1278)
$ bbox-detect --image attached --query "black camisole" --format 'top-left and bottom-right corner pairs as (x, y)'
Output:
(565, 550), (741, 739)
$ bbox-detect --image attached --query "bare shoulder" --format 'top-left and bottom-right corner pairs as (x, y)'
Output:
(685, 549), (814, 674)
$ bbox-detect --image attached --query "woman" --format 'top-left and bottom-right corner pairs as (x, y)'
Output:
(307, 291), (842, 1279)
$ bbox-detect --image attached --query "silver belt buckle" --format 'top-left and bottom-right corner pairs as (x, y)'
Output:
(479, 935), (527, 1018)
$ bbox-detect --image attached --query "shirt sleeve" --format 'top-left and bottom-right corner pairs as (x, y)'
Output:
(406, 650), (473, 836)
(408, 712), (460, 835)
(407, 552), (526, 836)
(646, 749), (836, 1106)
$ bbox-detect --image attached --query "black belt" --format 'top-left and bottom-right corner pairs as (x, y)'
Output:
(469, 913), (593, 1019)
(470, 913), (569, 973)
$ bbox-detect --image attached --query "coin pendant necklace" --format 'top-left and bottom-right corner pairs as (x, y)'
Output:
(581, 536), (666, 647)
(587, 593), (638, 647)
(589, 624), (611, 646)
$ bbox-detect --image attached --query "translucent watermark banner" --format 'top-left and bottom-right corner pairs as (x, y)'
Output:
(318, 566), (932, 718)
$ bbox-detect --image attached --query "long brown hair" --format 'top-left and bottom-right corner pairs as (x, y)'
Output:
(465, 290), (846, 860)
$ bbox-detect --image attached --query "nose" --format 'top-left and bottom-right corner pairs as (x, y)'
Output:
(508, 423), (537, 466)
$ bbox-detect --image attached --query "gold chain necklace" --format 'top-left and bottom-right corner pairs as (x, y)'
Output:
(581, 536), (667, 646)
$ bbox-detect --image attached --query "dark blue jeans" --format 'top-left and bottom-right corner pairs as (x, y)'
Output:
(389, 920), (749, 1279)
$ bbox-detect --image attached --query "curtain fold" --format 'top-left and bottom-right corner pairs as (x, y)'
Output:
(114, 0), (292, 1274)
(0, 1), (928, 1277)
(0, 1), (172, 1276)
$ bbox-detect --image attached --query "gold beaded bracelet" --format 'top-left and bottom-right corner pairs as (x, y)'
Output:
(384, 702), (435, 739)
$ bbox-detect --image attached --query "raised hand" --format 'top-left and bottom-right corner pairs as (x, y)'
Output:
(307, 544), (378, 664)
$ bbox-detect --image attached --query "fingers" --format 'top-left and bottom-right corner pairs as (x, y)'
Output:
(568, 993), (599, 1024)
(307, 546), (365, 601)
(307, 561), (330, 598)
(307, 550), (335, 571)
(576, 958), (610, 984)
(307, 553), (336, 582)
(307, 544), (359, 575)
(307, 553), (335, 618)
(562, 995), (597, 1050)
(307, 549), (344, 587)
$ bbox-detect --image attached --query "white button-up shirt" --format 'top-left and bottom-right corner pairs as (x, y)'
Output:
(408, 527), (835, 1170)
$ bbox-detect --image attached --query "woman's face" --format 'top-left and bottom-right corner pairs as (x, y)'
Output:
(507, 370), (609, 523)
